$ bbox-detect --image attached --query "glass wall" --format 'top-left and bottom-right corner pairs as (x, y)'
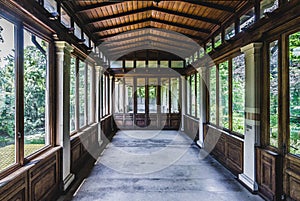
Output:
(209, 66), (217, 124)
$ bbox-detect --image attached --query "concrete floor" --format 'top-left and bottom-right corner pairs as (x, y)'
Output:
(71, 130), (263, 201)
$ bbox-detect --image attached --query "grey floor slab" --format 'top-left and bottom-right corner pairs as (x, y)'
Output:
(71, 130), (263, 201)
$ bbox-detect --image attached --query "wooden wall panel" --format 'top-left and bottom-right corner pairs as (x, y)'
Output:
(256, 148), (282, 201)
(0, 171), (28, 201)
(203, 124), (244, 176)
(285, 155), (300, 201)
(184, 115), (199, 141)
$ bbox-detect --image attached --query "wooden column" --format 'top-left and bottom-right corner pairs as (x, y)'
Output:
(238, 42), (262, 192)
(55, 41), (74, 191)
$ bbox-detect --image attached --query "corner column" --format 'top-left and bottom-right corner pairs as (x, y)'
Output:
(238, 43), (262, 192)
(55, 41), (74, 191)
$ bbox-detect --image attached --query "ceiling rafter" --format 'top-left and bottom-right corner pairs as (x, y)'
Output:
(93, 17), (211, 34)
(84, 6), (220, 26)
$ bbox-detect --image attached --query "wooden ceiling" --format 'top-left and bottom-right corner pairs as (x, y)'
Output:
(63, 0), (246, 59)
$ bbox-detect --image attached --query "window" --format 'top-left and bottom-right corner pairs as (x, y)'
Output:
(186, 76), (191, 115)
(114, 78), (124, 114)
(288, 31), (300, 155)
(199, 48), (205, 58)
(23, 29), (49, 157)
(194, 51), (199, 61)
(125, 78), (133, 113)
(219, 61), (229, 128)
(110, 60), (122, 68)
(171, 61), (184, 68)
(209, 66), (217, 124)
(60, 7), (71, 28)
(214, 33), (222, 48)
(43, 0), (57, 13)
(206, 40), (212, 53)
(0, 17), (16, 171)
(74, 23), (81, 39)
(70, 56), (76, 132)
(260, 0), (278, 18)
(125, 60), (134, 68)
(232, 54), (245, 134)
(161, 78), (170, 113)
(83, 33), (89, 47)
(160, 60), (169, 68)
(149, 78), (157, 113)
(225, 23), (235, 40)
(137, 78), (145, 113)
(148, 60), (157, 68)
(197, 73), (201, 118)
(171, 78), (180, 113)
(191, 74), (196, 116)
(240, 8), (255, 32)
(87, 64), (92, 124)
(136, 60), (145, 68)
(79, 60), (85, 127)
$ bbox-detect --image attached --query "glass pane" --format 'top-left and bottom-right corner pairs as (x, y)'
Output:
(160, 60), (169, 68)
(161, 78), (169, 113)
(0, 17), (16, 171)
(44, 0), (57, 13)
(194, 51), (198, 61)
(87, 65), (92, 124)
(83, 33), (89, 47)
(74, 23), (81, 39)
(269, 41), (279, 147)
(24, 29), (48, 157)
(110, 60), (122, 68)
(171, 61), (184, 68)
(219, 61), (229, 128)
(70, 56), (76, 132)
(171, 78), (180, 113)
(137, 78), (145, 113)
(125, 60), (134, 68)
(209, 66), (217, 124)
(197, 73), (201, 118)
(125, 78), (133, 113)
(199, 48), (205, 58)
(191, 74), (196, 116)
(79, 60), (85, 127)
(136, 60), (145, 68)
(148, 60), (157, 68)
(289, 32), (300, 155)
(186, 76), (191, 115)
(225, 23), (235, 40)
(60, 7), (71, 28)
(214, 33), (222, 48)
(206, 40), (212, 53)
(149, 78), (157, 113)
(260, 0), (278, 18)
(232, 54), (245, 134)
(240, 8), (255, 32)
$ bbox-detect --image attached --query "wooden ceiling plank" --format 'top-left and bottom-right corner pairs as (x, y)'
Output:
(93, 17), (210, 34)
(181, 0), (235, 13)
(84, 6), (220, 26)
(75, 2), (120, 13)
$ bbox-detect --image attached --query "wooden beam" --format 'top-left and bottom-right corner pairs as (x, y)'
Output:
(92, 17), (211, 34)
(84, 6), (220, 26)
(75, 2), (120, 13)
(96, 26), (203, 43)
(182, 0), (235, 13)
